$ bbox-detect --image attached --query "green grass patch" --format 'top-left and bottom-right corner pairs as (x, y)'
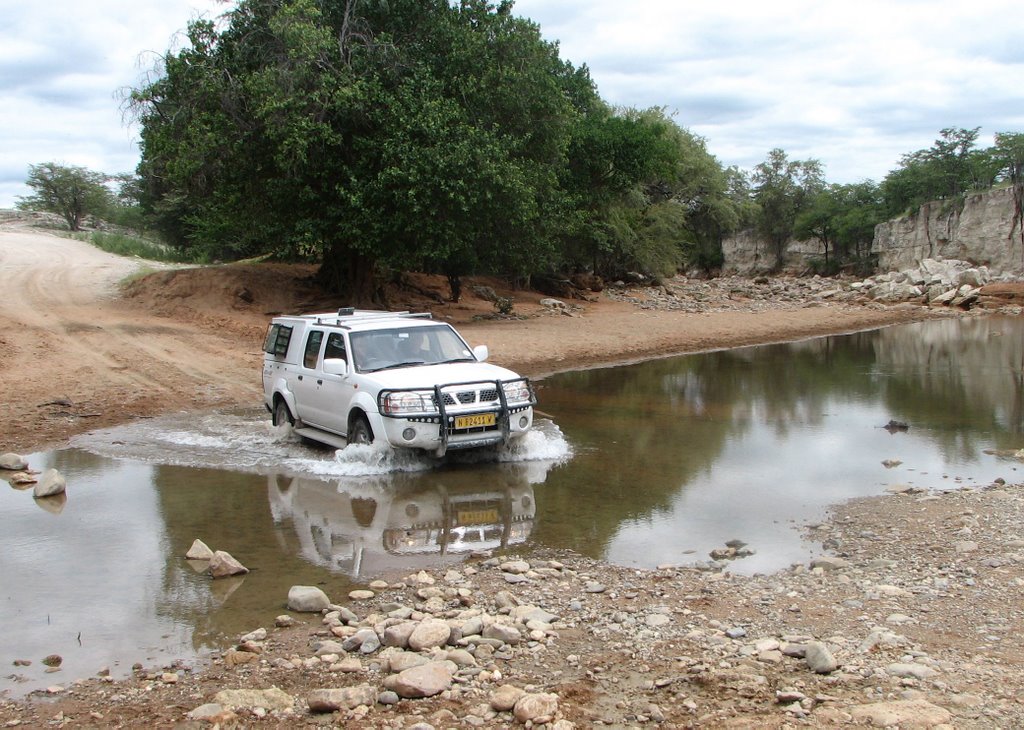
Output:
(71, 230), (192, 263)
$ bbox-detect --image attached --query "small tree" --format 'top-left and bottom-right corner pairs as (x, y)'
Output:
(793, 181), (884, 274)
(16, 162), (113, 231)
(993, 132), (1024, 258)
(751, 149), (824, 270)
(794, 190), (840, 271)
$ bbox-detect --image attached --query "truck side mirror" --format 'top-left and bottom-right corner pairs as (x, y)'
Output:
(323, 358), (348, 376)
(473, 345), (489, 362)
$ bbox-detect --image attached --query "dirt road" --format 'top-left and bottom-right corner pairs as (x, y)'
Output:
(0, 227), (262, 452)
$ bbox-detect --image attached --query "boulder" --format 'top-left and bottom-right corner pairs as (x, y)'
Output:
(386, 650), (430, 673)
(187, 703), (233, 722)
(212, 687), (294, 712)
(809, 556), (850, 571)
(208, 550), (248, 578)
(313, 639), (346, 656)
(804, 641), (838, 674)
(539, 298), (569, 312)
(288, 585), (330, 612)
(408, 619), (451, 651)
(490, 684), (525, 712)
(886, 662), (939, 680)
(307, 685), (376, 713)
(341, 628), (380, 654)
(33, 469), (66, 498)
(382, 661), (455, 698)
(470, 284), (499, 302)
(514, 692), (559, 724)
(483, 623), (522, 645)
(0, 452), (29, 470)
(382, 621), (417, 648)
(185, 539), (215, 560)
(849, 699), (951, 727)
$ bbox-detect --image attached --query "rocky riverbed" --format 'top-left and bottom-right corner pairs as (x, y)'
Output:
(4, 474), (1024, 728)
(602, 260), (1024, 316)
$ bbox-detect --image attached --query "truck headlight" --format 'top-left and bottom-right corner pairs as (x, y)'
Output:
(502, 380), (532, 404)
(381, 391), (433, 415)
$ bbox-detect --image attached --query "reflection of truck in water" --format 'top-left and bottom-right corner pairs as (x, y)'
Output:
(267, 467), (539, 578)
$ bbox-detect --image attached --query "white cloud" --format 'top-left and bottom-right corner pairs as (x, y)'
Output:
(517, 0), (1024, 182)
(1, 0), (1021, 207)
(0, 0), (222, 207)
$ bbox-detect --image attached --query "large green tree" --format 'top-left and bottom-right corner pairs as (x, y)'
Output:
(132, 0), (587, 302)
(557, 106), (740, 279)
(16, 162), (114, 231)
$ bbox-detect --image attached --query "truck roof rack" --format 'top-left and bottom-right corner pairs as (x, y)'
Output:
(303, 309), (434, 328)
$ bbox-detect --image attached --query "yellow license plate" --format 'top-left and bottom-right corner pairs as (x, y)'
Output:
(454, 413), (496, 429)
(457, 508), (499, 525)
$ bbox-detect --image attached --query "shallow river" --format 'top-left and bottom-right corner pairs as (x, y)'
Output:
(2, 317), (1022, 696)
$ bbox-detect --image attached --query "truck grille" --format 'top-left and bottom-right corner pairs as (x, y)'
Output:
(437, 385), (500, 407)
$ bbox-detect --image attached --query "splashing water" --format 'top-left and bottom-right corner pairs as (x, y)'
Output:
(71, 409), (572, 478)
(286, 442), (434, 477)
(288, 419), (573, 477)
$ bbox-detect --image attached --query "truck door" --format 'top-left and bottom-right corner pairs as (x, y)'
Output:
(293, 329), (328, 427)
(318, 331), (357, 435)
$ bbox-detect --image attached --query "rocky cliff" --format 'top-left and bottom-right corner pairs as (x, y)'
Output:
(720, 230), (823, 275)
(722, 187), (1024, 276)
(873, 187), (1023, 275)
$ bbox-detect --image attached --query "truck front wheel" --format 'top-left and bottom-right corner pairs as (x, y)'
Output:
(349, 414), (374, 445)
(274, 398), (294, 428)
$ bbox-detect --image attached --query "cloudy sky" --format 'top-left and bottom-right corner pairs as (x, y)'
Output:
(2, 0), (1022, 208)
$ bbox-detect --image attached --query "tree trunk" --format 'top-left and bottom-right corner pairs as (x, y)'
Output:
(446, 273), (462, 303)
(317, 244), (384, 307)
(348, 251), (383, 307)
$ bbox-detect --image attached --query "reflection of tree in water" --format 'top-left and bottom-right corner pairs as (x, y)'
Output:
(537, 339), (874, 556)
(537, 319), (1024, 557)
(871, 318), (1024, 459)
(151, 466), (329, 653)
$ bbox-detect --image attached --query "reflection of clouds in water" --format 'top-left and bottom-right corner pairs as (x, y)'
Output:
(604, 396), (1004, 575)
(0, 455), (191, 697)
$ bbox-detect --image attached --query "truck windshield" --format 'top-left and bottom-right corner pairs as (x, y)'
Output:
(350, 325), (475, 373)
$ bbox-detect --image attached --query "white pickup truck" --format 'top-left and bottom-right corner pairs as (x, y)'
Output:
(262, 309), (536, 457)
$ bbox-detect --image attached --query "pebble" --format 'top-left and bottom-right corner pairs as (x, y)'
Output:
(288, 585), (330, 612)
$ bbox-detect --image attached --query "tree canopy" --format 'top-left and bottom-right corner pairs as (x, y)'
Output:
(129, 0), (744, 299)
